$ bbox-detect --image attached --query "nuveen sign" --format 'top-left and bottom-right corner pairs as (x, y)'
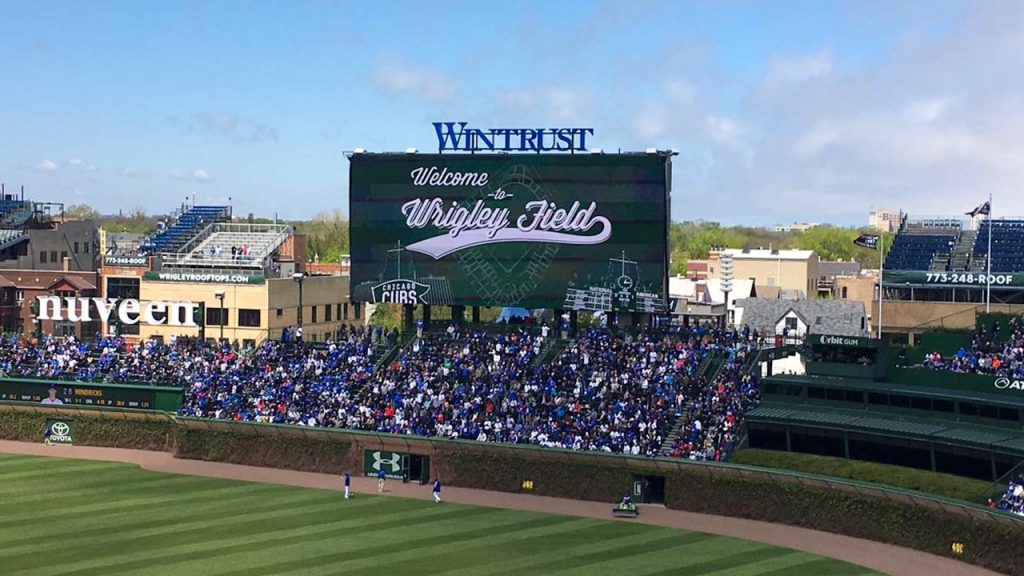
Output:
(36, 296), (199, 327)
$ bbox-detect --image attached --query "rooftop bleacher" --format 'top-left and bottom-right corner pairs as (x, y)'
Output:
(971, 219), (1024, 273)
(141, 206), (230, 254)
(162, 222), (292, 270)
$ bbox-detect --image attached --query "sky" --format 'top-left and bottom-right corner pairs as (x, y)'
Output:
(1, 0), (1022, 226)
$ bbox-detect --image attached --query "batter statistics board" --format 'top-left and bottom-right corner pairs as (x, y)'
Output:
(349, 153), (671, 312)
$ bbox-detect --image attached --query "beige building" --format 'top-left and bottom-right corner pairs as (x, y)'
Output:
(869, 209), (901, 233)
(710, 249), (820, 299)
(127, 275), (355, 346)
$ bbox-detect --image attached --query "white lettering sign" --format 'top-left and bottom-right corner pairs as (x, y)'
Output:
(35, 296), (197, 327)
(400, 189), (612, 259)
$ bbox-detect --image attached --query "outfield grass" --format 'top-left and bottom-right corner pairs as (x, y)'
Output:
(0, 454), (880, 576)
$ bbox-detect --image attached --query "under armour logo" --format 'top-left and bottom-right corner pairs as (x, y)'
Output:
(372, 451), (402, 473)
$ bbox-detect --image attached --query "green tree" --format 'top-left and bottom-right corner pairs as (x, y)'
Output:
(299, 210), (350, 263)
(65, 203), (101, 221)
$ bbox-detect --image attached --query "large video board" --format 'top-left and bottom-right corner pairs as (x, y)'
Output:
(349, 153), (670, 312)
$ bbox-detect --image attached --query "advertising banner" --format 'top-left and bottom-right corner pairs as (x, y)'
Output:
(45, 419), (74, 445)
(350, 154), (670, 312)
(363, 450), (406, 480)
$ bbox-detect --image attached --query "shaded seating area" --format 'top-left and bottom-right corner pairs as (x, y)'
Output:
(973, 220), (1024, 273)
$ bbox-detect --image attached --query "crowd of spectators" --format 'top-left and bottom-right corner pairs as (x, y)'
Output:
(176, 323), (760, 460)
(0, 334), (212, 384)
(2, 321), (762, 461)
(920, 316), (1024, 378)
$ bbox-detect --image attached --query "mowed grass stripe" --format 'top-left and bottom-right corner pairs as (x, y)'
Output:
(3, 498), (414, 571)
(1, 488), (365, 553)
(264, 516), (601, 576)
(1, 470), (221, 507)
(0, 461), (128, 480)
(330, 520), (690, 576)
(514, 531), (715, 576)
(0, 481), (283, 530)
(434, 523), (682, 576)
(29, 504), (485, 576)
(638, 546), (796, 576)
(212, 511), (583, 576)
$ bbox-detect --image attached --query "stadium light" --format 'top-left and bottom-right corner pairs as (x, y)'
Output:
(405, 148), (418, 154)
(213, 291), (226, 342)
(645, 148), (657, 155)
(353, 148), (366, 154)
(292, 273), (304, 328)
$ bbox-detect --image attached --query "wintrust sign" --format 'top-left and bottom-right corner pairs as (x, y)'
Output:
(35, 296), (197, 327)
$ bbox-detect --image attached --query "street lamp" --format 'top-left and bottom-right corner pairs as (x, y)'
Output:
(292, 273), (304, 327)
(214, 290), (225, 342)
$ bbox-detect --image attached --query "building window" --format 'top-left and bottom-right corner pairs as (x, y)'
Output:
(276, 308), (283, 317)
(336, 303), (341, 321)
(61, 251), (68, 261)
(343, 303), (349, 320)
(15, 290), (24, 304)
(325, 304), (332, 323)
(311, 306), (318, 324)
(206, 307), (227, 326)
(50, 250), (57, 263)
(84, 242), (90, 254)
(40, 252), (47, 263)
(73, 242), (79, 254)
(785, 317), (798, 331)
(841, 287), (848, 299)
(238, 309), (261, 327)
(354, 303), (361, 319)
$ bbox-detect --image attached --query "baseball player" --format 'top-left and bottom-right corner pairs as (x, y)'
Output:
(43, 424), (52, 446)
(432, 478), (442, 503)
(344, 472), (351, 499)
(377, 468), (387, 493)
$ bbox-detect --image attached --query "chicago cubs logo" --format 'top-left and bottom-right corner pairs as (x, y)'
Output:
(371, 451), (402, 473)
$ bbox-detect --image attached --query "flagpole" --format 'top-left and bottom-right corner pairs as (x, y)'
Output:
(878, 231), (884, 340)
(986, 194), (993, 313)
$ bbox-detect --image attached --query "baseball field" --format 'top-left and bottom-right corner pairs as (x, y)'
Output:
(0, 453), (881, 576)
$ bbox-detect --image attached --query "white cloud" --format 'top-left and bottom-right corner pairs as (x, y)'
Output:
(172, 169), (212, 183)
(68, 158), (97, 172)
(371, 59), (456, 103)
(186, 113), (279, 143)
(904, 97), (956, 124)
(496, 86), (594, 125)
(36, 159), (59, 172)
(761, 50), (833, 95)
(706, 116), (741, 144)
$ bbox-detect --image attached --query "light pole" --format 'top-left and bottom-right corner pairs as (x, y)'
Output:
(214, 290), (225, 342)
(292, 272), (304, 327)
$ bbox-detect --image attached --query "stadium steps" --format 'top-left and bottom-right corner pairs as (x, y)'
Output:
(657, 351), (726, 457)
(951, 230), (977, 272)
(531, 338), (566, 369)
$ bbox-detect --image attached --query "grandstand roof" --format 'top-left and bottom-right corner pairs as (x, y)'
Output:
(748, 403), (1024, 455)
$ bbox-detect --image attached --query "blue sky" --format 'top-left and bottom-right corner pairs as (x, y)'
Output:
(1, 1), (1021, 225)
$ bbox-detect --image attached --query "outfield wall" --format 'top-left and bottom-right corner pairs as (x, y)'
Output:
(2, 403), (1023, 576)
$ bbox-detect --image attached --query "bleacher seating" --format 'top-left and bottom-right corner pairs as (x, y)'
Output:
(885, 232), (956, 271)
(972, 220), (1024, 273)
(175, 227), (291, 269)
(0, 229), (27, 249)
(141, 206), (229, 254)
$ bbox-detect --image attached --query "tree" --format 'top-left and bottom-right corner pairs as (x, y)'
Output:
(298, 210), (350, 262)
(65, 203), (100, 221)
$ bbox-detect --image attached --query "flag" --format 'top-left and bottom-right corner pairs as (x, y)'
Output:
(966, 201), (991, 217)
(854, 234), (880, 249)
